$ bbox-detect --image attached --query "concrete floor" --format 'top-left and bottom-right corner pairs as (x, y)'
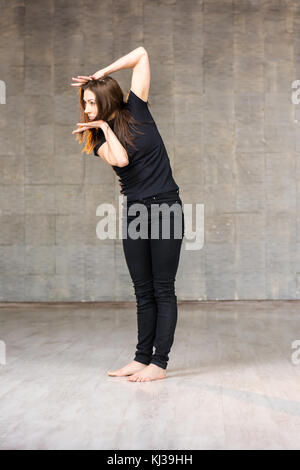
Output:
(0, 300), (300, 450)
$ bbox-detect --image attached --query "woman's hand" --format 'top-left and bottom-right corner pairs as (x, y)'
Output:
(72, 120), (108, 134)
(70, 75), (93, 87)
(70, 69), (107, 87)
(89, 69), (107, 80)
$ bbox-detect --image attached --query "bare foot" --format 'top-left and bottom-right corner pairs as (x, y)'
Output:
(127, 363), (166, 382)
(107, 360), (148, 377)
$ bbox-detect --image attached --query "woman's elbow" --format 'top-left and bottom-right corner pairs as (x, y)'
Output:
(118, 158), (129, 168)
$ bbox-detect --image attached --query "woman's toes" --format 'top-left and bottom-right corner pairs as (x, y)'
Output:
(128, 375), (137, 381)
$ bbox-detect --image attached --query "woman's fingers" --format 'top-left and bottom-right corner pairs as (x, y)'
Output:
(72, 76), (91, 81)
(70, 76), (92, 86)
(72, 128), (87, 134)
(72, 125), (89, 132)
(70, 79), (85, 87)
(72, 120), (100, 134)
(71, 78), (88, 83)
(72, 122), (96, 133)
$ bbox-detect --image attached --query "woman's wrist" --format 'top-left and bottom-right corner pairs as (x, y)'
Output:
(100, 122), (109, 133)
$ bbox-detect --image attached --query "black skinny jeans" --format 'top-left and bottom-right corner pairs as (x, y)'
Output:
(121, 189), (185, 370)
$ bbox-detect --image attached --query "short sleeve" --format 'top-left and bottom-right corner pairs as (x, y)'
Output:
(129, 89), (148, 106)
(127, 89), (154, 123)
(92, 128), (106, 157)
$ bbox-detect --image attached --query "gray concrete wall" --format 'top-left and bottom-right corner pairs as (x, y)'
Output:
(0, 0), (299, 301)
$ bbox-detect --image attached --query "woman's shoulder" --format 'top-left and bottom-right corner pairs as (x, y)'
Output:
(125, 89), (155, 124)
(127, 89), (148, 104)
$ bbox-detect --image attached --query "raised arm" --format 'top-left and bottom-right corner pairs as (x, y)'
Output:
(130, 49), (150, 102)
(72, 119), (129, 167)
(96, 123), (129, 167)
(99, 46), (147, 76)
(91, 47), (150, 102)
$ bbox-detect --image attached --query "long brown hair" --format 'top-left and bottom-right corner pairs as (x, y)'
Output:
(75, 76), (151, 156)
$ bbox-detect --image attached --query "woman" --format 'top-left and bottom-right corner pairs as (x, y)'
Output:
(71, 47), (185, 382)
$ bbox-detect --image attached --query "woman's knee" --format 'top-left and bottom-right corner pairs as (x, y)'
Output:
(133, 278), (155, 304)
(153, 278), (176, 299)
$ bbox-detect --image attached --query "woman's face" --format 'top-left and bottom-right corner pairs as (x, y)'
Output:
(83, 89), (98, 120)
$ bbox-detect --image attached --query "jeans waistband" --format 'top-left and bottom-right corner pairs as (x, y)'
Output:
(126, 189), (179, 206)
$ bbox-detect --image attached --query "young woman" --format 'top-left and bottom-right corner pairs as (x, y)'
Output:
(71, 47), (185, 382)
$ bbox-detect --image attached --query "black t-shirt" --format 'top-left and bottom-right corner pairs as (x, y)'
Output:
(92, 89), (179, 202)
